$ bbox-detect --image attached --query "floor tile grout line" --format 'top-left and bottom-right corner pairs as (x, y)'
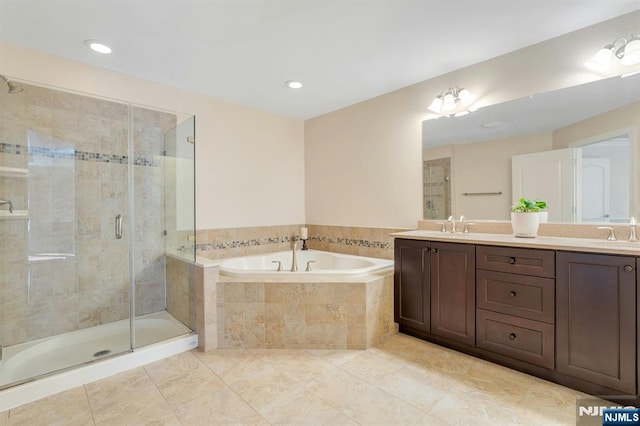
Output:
(195, 349), (275, 425)
(140, 363), (188, 425)
(316, 351), (440, 420)
(81, 385), (98, 426)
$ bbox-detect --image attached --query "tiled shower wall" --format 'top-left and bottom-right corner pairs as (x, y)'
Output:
(423, 158), (451, 220)
(196, 224), (408, 261)
(0, 83), (176, 346)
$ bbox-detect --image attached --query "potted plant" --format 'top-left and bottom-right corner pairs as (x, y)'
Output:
(535, 199), (548, 223)
(511, 198), (546, 237)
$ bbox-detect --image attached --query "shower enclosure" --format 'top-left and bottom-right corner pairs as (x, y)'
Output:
(423, 158), (451, 220)
(0, 77), (196, 389)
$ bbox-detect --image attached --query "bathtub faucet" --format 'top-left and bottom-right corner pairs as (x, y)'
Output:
(290, 241), (298, 272)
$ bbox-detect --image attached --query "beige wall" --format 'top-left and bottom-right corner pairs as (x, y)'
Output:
(553, 101), (640, 149)
(305, 11), (640, 228)
(0, 42), (305, 230)
(423, 133), (553, 220)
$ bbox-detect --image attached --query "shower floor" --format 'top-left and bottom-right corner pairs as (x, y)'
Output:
(0, 311), (191, 389)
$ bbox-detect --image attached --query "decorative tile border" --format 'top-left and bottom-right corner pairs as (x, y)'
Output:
(0, 142), (23, 155)
(196, 236), (293, 252)
(308, 236), (392, 250)
(1, 142), (156, 166)
(195, 235), (392, 252)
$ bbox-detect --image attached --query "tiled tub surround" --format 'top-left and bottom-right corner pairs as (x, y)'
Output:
(0, 83), (178, 347)
(196, 224), (408, 261)
(195, 224), (306, 259)
(216, 273), (394, 350)
(164, 254), (219, 351)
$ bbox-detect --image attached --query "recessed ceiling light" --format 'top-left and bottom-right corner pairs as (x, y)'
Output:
(84, 40), (112, 54)
(285, 80), (303, 89)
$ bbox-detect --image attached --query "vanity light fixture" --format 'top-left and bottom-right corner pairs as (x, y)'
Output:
(285, 80), (303, 89)
(84, 39), (112, 54)
(428, 86), (476, 116)
(585, 33), (640, 71)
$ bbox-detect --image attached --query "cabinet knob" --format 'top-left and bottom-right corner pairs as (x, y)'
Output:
(508, 333), (517, 341)
(431, 248), (438, 254)
(509, 291), (517, 298)
(624, 265), (633, 272)
(508, 257), (516, 265)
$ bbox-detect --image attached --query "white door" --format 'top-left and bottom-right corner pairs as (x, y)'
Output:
(512, 148), (575, 222)
(580, 158), (610, 222)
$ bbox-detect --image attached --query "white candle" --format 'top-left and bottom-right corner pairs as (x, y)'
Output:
(300, 227), (308, 240)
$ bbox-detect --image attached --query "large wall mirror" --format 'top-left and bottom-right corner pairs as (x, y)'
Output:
(422, 73), (640, 223)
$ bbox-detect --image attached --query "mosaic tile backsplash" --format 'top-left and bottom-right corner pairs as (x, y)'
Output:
(196, 224), (408, 260)
(0, 83), (178, 346)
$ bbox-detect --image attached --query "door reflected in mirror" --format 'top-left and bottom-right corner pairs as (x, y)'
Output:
(511, 133), (631, 223)
(579, 135), (630, 223)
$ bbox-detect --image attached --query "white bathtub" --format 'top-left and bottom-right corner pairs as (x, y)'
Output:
(219, 249), (393, 278)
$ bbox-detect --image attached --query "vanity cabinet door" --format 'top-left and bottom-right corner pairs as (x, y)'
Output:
(556, 251), (636, 394)
(394, 239), (431, 332)
(430, 242), (476, 346)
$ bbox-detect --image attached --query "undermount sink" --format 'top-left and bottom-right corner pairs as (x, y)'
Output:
(417, 231), (470, 239)
(587, 240), (640, 250)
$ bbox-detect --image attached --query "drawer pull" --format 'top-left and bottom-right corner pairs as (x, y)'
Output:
(431, 248), (438, 254)
(509, 291), (517, 298)
(624, 265), (633, 272)
(508, 257), (516, 265)
(508, 333), (517, 341)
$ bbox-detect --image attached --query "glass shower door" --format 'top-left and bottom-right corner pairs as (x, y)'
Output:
(131, 108), (195, 349)
(0, 83), (133, 388)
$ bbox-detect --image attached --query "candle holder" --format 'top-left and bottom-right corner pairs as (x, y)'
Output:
(301, 238), (309, 250)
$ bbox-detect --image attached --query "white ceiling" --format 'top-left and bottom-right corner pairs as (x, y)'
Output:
(1, 0), (639, 119)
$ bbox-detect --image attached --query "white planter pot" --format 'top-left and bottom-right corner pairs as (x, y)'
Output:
(511, 212), (540, 238)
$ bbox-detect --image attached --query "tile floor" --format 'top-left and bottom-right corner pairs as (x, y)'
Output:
(0, 333), (588, 425)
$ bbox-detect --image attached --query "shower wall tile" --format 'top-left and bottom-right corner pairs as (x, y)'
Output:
(0, 83), (178, 347)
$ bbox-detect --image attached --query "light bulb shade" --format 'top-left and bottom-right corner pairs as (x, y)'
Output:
(457, 88), (473, 102)
(441, 93), (456, 111)
(428, 96), (443, 113)
(621, 38), (640, 66)
(585, 46), (614, 71)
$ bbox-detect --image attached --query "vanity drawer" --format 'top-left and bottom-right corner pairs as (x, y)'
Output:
(476, 270), (554, 324)
(476, 245), (555, 278)
(476, 309), (554, 369)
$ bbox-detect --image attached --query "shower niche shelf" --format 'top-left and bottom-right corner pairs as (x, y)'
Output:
(0, 166), (28, 178)
(0, 210), (27, 220)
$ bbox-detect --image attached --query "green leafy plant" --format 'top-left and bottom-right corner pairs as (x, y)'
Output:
(511, 198), (547, 213)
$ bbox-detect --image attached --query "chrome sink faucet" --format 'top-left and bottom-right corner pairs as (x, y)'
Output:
(290, 241), (298, 271)
(447, 216), (457, 233)
(447, 215), (466, 233)
(629, 217), (639, 242)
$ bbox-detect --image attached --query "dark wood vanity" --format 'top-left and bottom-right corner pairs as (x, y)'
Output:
(394, 236), (639, 403)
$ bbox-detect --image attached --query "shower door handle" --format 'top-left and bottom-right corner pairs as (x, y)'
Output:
(115, 214), (123, 239)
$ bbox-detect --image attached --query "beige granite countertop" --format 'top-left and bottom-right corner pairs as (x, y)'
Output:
(391, 230), (640, 256)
